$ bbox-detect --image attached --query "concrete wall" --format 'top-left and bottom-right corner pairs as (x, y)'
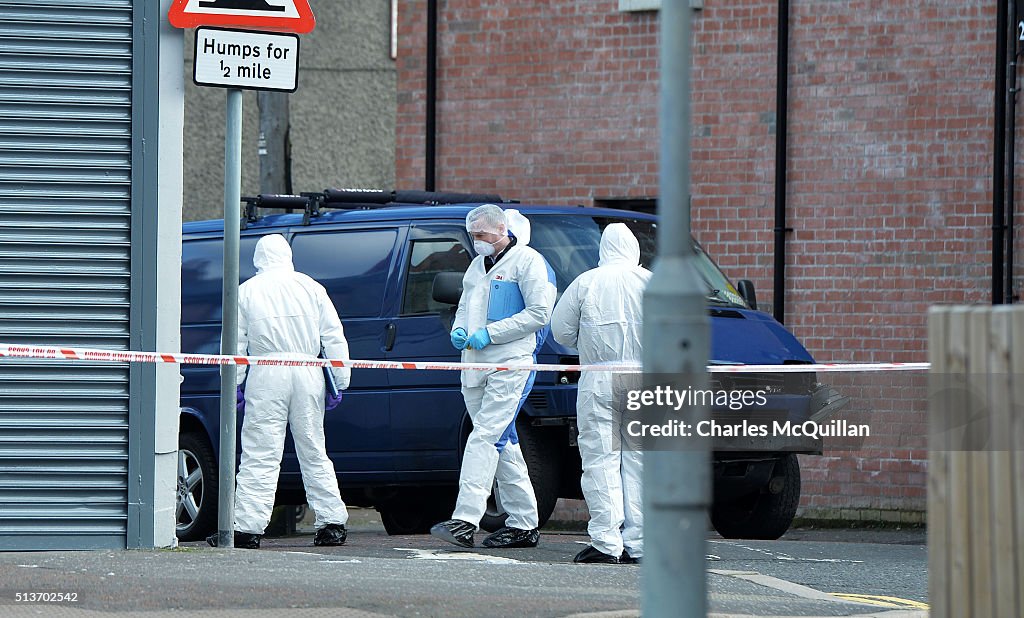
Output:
(181, 2), (397, 222)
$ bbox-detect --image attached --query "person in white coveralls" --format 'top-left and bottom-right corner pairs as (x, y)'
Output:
(208, 234), (350, 549)
(550, 223), (650, 564)
(430, 205), (557, 549)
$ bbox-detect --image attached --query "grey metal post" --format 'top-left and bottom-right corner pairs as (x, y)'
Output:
(642, 1), (709, 616)
(217, 88), (244, 548)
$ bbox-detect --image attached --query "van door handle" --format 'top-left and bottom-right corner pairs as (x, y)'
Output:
(384, 323), (397, 352)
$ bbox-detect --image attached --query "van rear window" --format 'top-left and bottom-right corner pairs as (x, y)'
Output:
(291, 229), (398, 318)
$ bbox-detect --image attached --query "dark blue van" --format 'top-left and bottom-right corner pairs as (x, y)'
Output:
(176, 190), (831, 542)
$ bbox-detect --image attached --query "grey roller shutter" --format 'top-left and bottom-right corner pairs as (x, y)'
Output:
(0, 1), (133, 550)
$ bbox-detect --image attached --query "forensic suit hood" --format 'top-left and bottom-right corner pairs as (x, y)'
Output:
(253, 233), (294, 273)
(598, 222), (641, 268)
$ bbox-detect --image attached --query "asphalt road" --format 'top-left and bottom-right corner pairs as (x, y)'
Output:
(0, 510), (928, 617)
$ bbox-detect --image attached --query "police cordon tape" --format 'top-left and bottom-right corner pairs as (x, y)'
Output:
(0, 342), (930, 373)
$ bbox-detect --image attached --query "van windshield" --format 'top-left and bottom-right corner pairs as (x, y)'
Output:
(524, 213), (748, 309)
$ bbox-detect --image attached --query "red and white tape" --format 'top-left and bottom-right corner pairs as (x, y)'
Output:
(0, 342), (929, 373)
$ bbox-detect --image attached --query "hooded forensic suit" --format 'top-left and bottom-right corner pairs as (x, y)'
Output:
(451, 212), (557, 530)
(550, 223), (650, 559)
(233, 234), (352, 535)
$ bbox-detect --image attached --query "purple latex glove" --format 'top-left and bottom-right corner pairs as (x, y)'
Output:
(236, 386), (245, 414)
(326, 391), (343, 411)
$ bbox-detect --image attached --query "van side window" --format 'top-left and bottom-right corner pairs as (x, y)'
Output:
(401, 239), (471, 315)
(291, 230), (397, 318)
(181, 236), (261, 323)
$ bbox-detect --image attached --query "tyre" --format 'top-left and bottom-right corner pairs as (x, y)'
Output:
(176, 431), (218, 541)
(479, 418), (562, 533)
(378, 487), (457, 535)
(710, 454), (800, 540)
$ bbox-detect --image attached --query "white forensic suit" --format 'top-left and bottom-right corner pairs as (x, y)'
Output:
(233, 234), (352, 535)
(550, 223), (650, 559)
(451, 225), (557, 530)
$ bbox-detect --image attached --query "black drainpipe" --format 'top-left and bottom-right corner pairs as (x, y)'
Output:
(773, 0), (791, 323)
(425, 0), (438, 191)
(994, 0), (1008, 304)
(1007, 0), (1019, 304)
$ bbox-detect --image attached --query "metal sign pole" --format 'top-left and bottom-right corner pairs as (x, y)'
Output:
(643, 1), (709, 616)
(217, 87), (243, 548)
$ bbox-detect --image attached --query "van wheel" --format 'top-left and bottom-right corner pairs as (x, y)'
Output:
(479, 419), (561, 533)
(711, 454), (800, 540)
(378, 487), (457, 535)
(176, 432), (218, 541)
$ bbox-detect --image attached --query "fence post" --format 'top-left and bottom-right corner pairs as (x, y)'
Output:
(928, 305), (1023, 617)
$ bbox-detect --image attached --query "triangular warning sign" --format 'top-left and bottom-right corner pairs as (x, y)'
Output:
(168, 0), (315, 34)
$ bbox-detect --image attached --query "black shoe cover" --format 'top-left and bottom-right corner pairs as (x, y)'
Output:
(481, 526), (539, 548)
(314, 523), (347, 546)
(620, 551), (641, 565)
(430, 519), (476, 548)
(206, 531), (261, 549)
(573, 545), (619, 564)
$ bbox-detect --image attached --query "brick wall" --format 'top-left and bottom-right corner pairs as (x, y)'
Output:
(397, 1), (1012, 521)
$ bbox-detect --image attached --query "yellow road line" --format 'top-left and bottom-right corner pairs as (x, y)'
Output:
(829, 593), (930, 609)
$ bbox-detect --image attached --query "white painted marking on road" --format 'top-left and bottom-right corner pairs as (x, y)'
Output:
(394, 548), (523, 564)
(706, 554), (721, 561)
(710, 540), (864, 563)
(15, 564), (38, 568)
(320, 559), (363, 564)
(709, 569), (874, 606)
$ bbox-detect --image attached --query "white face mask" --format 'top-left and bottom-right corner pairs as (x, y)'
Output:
(473, 239), (498, 257)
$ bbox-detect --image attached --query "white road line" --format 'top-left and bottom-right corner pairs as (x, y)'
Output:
(709, 540), (865, 563)
(709, 569), (873, 605)
(393, 548), (523, 564)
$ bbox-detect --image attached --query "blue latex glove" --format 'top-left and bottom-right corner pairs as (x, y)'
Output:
(466, 328), (491, 350)
(450, 327), (469, 350)
(326, 391), (343, 412)
(236, 386), (245, 414)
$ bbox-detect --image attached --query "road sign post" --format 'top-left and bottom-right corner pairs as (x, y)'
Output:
(169, 0), (314, 550)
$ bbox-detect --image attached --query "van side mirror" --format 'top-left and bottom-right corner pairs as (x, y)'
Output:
(432, 272), (464, 305)
(737, 279), (757, 310)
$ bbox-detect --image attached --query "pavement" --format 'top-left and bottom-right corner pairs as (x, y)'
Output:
(0, 509), (929, 618)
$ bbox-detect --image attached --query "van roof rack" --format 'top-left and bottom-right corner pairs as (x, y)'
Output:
(241, 189), (510, 227)
(321, 189), (506, 208)
(241, 193), (323, 228)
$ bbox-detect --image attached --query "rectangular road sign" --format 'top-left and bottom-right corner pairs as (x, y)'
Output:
(193, 27), (299, 92)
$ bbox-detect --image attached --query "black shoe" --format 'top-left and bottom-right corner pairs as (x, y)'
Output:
(620, 551), (641, 565)
(481, 526), (540, 548)
(206, 531), (261, 549)
(573, 545), (619, 564)
(430, 519), (476, 548)
(314, 523), (347, 546)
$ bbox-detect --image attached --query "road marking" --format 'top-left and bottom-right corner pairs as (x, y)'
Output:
(394, 548), (523, 564)
(710, 540), (865, 563)
(829, 593), (929, 609)
(709, 569), (851, 604)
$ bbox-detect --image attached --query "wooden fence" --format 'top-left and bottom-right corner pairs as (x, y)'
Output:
(928, 305), (1024, 617)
